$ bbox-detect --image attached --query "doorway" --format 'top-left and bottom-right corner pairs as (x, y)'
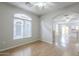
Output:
(53, 22), (79, 48)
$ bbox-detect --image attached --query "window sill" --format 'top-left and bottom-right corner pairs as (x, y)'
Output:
(13, 35), (32, 40)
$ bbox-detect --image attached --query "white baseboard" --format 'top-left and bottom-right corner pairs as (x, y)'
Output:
(0, 39), (40, 52)
(41, 39), (53, 44)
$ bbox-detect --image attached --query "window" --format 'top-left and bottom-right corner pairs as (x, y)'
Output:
(13, 14), (32, 39)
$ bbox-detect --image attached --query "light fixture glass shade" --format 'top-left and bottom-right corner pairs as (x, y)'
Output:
(25, 2), (54, 10)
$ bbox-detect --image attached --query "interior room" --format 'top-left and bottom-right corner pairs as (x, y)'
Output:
(0, 2), (79, 56)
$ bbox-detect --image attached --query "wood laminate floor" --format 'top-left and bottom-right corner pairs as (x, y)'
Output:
(0, 39), (79, 56)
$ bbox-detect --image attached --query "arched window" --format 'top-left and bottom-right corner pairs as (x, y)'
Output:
(13, 13), (32, 39)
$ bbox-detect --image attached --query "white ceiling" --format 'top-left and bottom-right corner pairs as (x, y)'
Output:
(8, 2), (75, 16)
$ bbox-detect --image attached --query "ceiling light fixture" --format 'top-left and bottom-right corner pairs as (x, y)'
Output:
(25, 2), (54, 9)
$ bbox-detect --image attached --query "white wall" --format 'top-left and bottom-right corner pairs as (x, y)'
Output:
(40, 7), (66, 44)
(40, 3), (79, 44)
(0, 3), (40, 51)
